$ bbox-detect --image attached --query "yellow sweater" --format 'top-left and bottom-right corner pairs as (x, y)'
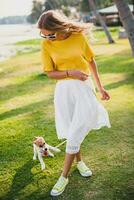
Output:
(41, 32), (95, 80)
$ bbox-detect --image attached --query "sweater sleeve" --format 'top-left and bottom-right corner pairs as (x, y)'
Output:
(81, 33), (95, 62)
(41, 41), (55, 72)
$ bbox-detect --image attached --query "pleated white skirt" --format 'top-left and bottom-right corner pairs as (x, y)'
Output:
(54, 76), (111, 154)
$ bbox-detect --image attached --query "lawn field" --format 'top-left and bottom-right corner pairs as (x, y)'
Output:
(0, 28), (134, 200)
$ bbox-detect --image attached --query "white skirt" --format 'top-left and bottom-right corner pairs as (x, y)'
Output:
(54, 76), (111, 154)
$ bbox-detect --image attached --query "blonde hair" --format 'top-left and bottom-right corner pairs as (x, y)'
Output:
(37, 10), (92, 34)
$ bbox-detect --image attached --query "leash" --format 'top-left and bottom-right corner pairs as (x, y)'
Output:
(55, 140), (67, 148)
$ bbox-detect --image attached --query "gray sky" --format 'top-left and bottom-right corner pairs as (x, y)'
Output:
(0, 0), (35, 17)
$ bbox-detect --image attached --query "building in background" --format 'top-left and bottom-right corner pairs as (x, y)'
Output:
(83, 4), (134, 26)
(95, 4), (133, 26)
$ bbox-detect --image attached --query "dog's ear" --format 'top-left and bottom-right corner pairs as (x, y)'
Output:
(33, 136), (38, 143)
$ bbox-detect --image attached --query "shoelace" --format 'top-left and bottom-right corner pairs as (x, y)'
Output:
(82, 162), (89, 169)
(54, 177), (67, 190)
(78, 162), (89, 172)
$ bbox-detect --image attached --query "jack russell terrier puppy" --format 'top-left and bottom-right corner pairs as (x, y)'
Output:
(33, 136), (61, 170)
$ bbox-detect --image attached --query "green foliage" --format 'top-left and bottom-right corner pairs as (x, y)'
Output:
(43, 0), (80, 14)
(61, 5), (71, 16)
(27, 0), (43, 24)
(44, 0), (58, 10)
(79, 0), (113, 12)
(79, 0), (133, 12)
(80, 0), (91, 12)
(95, 0), (113, 8)
(27, 0), (134, 24)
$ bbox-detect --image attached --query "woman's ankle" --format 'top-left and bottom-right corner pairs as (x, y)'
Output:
(75, 150), (82, 162)
(76, 158), (82, 163)
(61, 172), (68, 179)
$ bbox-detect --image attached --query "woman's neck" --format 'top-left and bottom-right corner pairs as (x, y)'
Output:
(56, 32), (72, 41)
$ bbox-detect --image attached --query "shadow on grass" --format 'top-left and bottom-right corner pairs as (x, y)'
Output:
(1, 160), (66, 200)
(0, 97), (53, 121)
(1, 107), (134, 200)
(104, 73), (134, 91)
(0, 76), (131, 118)
(55, 160), (134, 200)
(0, 74), (55, 102)
(96, 49), (134, 74)
(1, 160), (45, 200)
(2, 159), (134, 200)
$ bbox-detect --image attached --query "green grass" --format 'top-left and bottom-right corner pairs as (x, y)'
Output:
(15, 39), (41, 56)
(15, 39), (41, 46)
(0, 31), (134, 200)
(93, 27), (120, 41)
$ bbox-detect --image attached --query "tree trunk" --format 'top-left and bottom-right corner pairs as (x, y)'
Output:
(113, 0), (134, 56)
(88, 0), (115, 44)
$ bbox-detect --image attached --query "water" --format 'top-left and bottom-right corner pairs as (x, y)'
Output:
(0, 24), (40, 61)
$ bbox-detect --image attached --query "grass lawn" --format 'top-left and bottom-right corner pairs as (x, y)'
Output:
(0, 29), (134, 200)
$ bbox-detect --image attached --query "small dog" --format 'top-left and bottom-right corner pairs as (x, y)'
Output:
(33, 136), (61, 170)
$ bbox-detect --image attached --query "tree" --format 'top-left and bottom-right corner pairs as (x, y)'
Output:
(80, 0), (114, 11)
(27, 0), (43, 24)
(44, 0), (59, 10)
(96, 0), (113, 8)
(80, 0), (91, 12)
(113, 0), (134, 56)
(88, 0), (115, 43)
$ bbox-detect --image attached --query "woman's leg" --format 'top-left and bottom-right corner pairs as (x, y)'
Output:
(75, 150), (82, 162)
(62, 150), (82, 178)
(62, 153), (76, 178)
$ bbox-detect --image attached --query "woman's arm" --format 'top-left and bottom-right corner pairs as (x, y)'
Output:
(46, 70), (68, 79)
(46, 70), (89, 81)
(88, 58), (103, 92)
(89, 58), (110, 100)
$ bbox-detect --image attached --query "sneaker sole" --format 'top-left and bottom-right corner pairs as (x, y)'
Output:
(79, 171), (92, 177)
(50, 189), (65, 197)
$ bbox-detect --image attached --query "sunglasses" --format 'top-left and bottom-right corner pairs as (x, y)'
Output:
(40, 31), (56, 39)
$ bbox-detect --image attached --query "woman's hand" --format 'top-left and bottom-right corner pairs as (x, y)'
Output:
(68, 69), (89, 81)
(99, 87), (110, 101)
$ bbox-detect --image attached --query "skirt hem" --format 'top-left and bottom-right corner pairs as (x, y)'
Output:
(57, 123), (111, 140)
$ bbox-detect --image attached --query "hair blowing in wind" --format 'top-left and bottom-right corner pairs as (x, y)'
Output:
(37, 10), (92, 34)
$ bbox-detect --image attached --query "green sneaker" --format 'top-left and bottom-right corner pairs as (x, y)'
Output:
(50, 175), (69, 196)
(77, 160), (92, 177)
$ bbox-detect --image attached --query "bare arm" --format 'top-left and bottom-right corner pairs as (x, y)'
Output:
(45, 70), (89, 81)
(89, 58), (110, 100)
(88, 58), (103, 92)
(45, 70), (68, 79)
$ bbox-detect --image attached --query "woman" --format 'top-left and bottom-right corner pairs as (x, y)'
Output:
(37, 10), (111, 197)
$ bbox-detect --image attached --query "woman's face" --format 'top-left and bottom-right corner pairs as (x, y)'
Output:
(40, 28), (71, 41)
(40, 29), (57, 41)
